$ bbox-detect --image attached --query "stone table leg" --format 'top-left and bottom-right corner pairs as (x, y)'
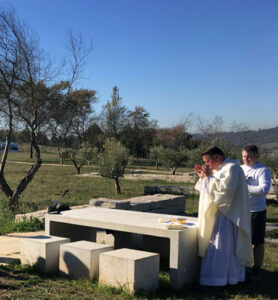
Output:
(169, 227), (199, 290)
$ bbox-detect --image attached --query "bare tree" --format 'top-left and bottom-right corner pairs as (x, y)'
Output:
(197, 115), (224, 140)
(48, 33), (96, 167)
(0, 8), (60, 212)
(62, 89), (97, 174)
(66, 31), (93, 89)
(230, 121), (253, 146)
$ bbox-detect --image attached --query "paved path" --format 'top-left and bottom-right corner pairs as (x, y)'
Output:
(0, 231), (44, 265)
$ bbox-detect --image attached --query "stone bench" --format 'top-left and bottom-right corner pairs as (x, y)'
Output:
(21, 235), (70, 274)
(59, 241), (114, 279)
(144, 185), (198, 196)
(89, 194), (186, 215)
(123, 171), (197, 183)
(99, 248), (159, 294)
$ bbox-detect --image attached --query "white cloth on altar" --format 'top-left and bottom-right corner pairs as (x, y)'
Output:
(200, 212), (245, 286)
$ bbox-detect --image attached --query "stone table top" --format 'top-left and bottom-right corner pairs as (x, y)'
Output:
(45, 206), (197, 238)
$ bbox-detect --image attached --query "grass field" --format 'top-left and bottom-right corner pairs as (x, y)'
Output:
(0, 149), (278, 299)
(0, 242), (277, 299)
(1, 161), (196, 213)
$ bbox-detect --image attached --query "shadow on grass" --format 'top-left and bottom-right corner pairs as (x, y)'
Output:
(0, 283), (21, 291)
(148, 268), (278, 300)
(0, 265), (29, 281)
(1, 263), (278, 299)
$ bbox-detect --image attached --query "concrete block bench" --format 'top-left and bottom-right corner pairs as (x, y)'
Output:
(99, 248), (159, 294)
(144, 185), (198, 196)
(59, 241), (114, 279)
(21, 235), (70, 274)
(89, 194), (186, 214)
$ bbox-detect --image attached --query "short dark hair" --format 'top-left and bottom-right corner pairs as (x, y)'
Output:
(201, 146), (225, 158)
(242, 144), (259, 155)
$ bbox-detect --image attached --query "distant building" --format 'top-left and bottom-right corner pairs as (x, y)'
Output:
(0, 142), (19, 152)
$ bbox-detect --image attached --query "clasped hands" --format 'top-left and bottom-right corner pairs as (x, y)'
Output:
(194, 164), (212, 178)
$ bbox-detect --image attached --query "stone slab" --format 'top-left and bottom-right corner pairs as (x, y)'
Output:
(15, 205), (91, 222)
(99, 248), (159, 294)
(124, 173), (196, 183)
(89, 194), (186, 215)
(89, 198), (130, 210)
(131, 194), (185, 210)
(150, 204), (186, 215)
(59, 241), (113, 279)
(144, 185), (198, 195)
(129, 202), (151, 211)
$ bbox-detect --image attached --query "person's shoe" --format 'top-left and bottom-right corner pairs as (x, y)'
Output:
(250, 266), (262, 281)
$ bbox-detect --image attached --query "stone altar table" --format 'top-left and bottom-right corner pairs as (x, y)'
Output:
(45, 207), (198, 290)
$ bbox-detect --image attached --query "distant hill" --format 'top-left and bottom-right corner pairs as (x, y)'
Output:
(193, 126), (278, 152)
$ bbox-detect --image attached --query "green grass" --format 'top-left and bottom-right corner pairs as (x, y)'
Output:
(8, 145), (193, 173)
(9, 217), (44, 232)
(0, 155), (277, 227)
(1, 160), (197, 214)
(0, 243), (277, 299)
(0, 157), (200, 234)
(266, 200), (278, 223)
(266, 229), (278, 239)
(1, 149), (278, 298)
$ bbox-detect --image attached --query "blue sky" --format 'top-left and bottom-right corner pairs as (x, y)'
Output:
(3, 0), (278, 132)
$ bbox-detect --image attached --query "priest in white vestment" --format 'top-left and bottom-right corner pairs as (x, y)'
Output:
(194, 146), (252, 286)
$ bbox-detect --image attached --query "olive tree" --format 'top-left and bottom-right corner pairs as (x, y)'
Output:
(97, 138), (129, 194)
(160, 147), (188, 175)
(261, 152), (278, 200)
(149, 145), (163, 170)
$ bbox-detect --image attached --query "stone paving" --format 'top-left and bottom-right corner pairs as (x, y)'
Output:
(0, 231), (44, 265)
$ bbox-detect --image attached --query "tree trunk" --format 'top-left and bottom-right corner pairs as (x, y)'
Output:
(69, 150), (84, 175)
(10, 130), (42, 213)
(0, 111), (16, 212)
(30, 143), (33, 159)
(57, 145), (64, 164)
(155, 160), (158, 170)
(58, 151), (64, 164)
(72, 159), (81, 174)
(114, 177), (121, 194)
(171, 167), (177, 175)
